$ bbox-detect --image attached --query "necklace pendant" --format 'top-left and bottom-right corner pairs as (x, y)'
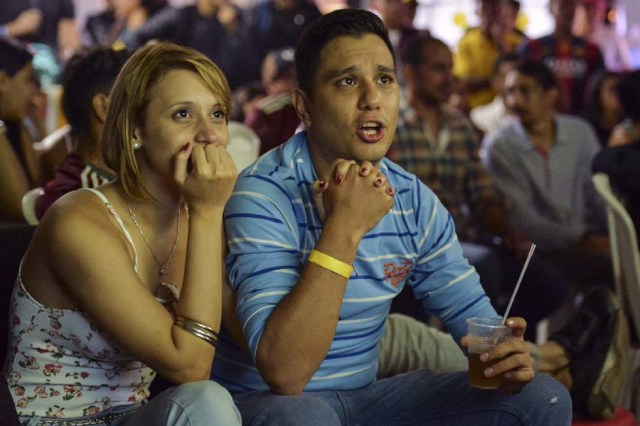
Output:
(127, 202), (180, 280)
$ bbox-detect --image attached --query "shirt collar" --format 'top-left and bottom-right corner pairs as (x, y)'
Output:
(511, 114), (567, 151)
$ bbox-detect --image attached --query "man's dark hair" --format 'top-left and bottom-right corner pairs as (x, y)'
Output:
(400, 34), (448, 68)
(618, 70), (640, 123)
(62, 46), (131, 139)
(513, 59), (558, 91)
(295, 9), (394, 96)
(0, 36), (33, 77)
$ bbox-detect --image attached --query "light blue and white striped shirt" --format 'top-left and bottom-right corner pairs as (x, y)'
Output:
(212, 132), (496, 393)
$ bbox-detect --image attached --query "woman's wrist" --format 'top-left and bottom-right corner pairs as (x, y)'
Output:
(185, 202), (225, 220)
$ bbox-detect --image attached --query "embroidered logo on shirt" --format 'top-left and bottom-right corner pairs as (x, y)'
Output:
(384, 260), (414, 287)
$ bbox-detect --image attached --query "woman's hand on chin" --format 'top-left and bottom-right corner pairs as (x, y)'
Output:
(174, 142), (238, 212)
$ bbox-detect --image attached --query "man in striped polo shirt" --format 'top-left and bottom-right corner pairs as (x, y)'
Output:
(212, 9), (571, 425)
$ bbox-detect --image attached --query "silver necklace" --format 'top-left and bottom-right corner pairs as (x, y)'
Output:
(127, 202), (181, 276)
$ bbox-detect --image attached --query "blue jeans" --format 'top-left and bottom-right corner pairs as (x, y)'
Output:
(233, 370), (572, 425)
(19, 381), (241, 426)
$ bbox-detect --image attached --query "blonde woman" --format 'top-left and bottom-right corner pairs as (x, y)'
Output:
(3, 42), (241, 425)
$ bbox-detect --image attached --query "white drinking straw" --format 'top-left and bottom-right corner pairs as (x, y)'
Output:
(501, 243), (537, 325)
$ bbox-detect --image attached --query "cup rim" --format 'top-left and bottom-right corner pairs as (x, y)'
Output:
(466, 317), (507, 329)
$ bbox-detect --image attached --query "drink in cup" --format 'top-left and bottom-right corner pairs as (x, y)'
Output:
(467, 317), (512, 389)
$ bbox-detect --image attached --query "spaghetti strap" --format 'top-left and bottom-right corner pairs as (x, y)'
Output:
(83, 188), (139, 272)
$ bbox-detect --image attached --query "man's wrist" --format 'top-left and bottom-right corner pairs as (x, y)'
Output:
(307, 250), (353, 279)
(321, 217), (364, 248)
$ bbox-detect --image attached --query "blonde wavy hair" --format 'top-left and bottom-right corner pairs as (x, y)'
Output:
(102, 42), (231, 200)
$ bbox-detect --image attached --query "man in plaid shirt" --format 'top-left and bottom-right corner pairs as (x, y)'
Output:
(387, 34), (566, 338)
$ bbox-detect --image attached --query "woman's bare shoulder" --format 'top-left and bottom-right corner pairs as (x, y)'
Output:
(40, 190), (107, 228)
(33, 187), (129, 258)
(22, 187), (134, 307)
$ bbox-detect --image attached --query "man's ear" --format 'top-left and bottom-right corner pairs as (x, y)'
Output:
(91, 92), (109, 123)
(292, 88), (312, 128)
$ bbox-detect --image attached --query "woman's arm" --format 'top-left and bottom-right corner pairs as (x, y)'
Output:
(26, 144), (237, 384)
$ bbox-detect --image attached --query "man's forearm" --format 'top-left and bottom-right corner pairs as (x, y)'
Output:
(255, 221), (361, 394)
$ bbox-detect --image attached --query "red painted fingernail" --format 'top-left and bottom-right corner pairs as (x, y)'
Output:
(319, 180), (328, 189)
(375, 178), (383, 186)
(335, 175), (343, 184)
(386, 187), (395, 195)
(360, 167), (368, 175)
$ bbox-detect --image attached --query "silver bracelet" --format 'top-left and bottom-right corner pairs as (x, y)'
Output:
(174, 316), (218, 347)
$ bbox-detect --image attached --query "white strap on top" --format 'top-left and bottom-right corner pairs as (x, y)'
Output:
(83, 188), (139, 272)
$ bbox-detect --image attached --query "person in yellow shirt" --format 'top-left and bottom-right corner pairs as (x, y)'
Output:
(454, 0), (527, 109)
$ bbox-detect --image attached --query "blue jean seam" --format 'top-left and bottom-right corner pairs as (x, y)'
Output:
(333, 390), (350, 425)
(162, 397), (192, 426)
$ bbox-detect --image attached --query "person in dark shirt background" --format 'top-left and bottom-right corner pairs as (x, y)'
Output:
(592, 69), (640, 246)
(125, 0), (260, 90)
(36, 46), (131, 219)
(518, 0), (604, 116)
(247, 0), (321, 61)
(83, 0), (167, 47)
(0, 0), (80, 64)
(244, 47), (300, 154)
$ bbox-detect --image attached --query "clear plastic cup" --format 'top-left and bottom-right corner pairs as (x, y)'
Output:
(466, 317), (512, 389)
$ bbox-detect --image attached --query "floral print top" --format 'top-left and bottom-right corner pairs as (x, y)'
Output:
(2, 189), (177, 418)
(3, 279), (155, 417)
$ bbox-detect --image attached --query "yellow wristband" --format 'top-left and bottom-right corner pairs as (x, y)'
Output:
(307, 249), (353, 279)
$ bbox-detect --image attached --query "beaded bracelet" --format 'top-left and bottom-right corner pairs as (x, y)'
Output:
(307, 249), (353, 279)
